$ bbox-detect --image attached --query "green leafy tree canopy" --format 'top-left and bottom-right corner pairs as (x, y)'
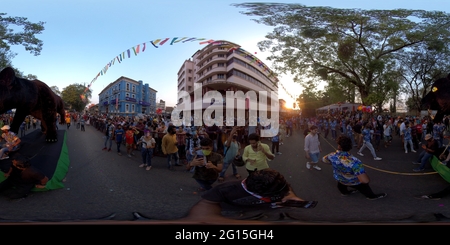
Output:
(233, 3), (450, 106)
(0, 13), (45, 76)
(61, 84), (91, 112)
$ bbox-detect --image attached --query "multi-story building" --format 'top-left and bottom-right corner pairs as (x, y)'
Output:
(98, 76), (157, 117)
(156, 99), (166, 113)
(176, 40), (279, 124)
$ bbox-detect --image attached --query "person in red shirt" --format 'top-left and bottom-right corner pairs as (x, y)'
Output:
(410, 120), (419, 150)
(416, 120), (423, 146)
(125, 126), (136, 158)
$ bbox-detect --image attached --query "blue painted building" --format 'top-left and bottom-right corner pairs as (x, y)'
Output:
(98, 76), (157, 117)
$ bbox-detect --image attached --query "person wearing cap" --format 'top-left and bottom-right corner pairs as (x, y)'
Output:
(0, 125), (21, 160)
(413, 134), (439, 172)
(416, 132), (450, 200)
(0, 154), (49, 199)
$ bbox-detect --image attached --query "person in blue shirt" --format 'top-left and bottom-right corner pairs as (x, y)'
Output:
(80, 118), (86, 131)
(271, 131), (282, 155)
(323, 118), (329, 139)
(322, 135), (387, 200)
(19, 121), (26, 138)
(114, 124), (125, 155)
(433, 121), (444, 148)
(402, 121), (417, 153)
(330, 119), (338, 140)
(346, 120), (357, 146)
(357, 123), (382, 161)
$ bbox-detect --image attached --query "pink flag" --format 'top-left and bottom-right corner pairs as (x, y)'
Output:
(159, 38), (169, 46)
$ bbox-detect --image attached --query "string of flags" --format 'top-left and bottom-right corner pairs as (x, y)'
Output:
(80, 38), (297, 103)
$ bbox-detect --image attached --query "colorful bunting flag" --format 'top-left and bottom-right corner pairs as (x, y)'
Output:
(81, 38), (297, 103)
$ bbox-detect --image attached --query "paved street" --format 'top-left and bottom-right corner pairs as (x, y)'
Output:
(0, 123), (449, 223)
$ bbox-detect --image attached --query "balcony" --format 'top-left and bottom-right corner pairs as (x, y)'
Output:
(202, 66), (227, 79)
(196, 56), (228, 75)
(196, 46), (228, 64)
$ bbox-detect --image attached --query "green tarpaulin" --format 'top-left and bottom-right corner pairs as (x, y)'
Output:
(0, 130), (69, 191)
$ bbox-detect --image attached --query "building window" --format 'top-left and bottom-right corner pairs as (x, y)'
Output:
(126, 104), (129, 112)
(132, 85), (136, 93)
(218, 54), (225, 57)
(126, 93), (130, 98)
(217, 74), (225, 79)
(126, 83), (130, 91)
(132, 94), (135, 99)
(218, 63), (225, 67)
(188, 69), (192, 73)
(132, 104), (135, 112)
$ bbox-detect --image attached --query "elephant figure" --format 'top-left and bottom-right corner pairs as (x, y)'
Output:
(421, 73), (450, 123)
(0, 67), (66, 142)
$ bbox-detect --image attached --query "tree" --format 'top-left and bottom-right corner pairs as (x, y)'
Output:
(50, 86), (61, 96)
(0, 13), (45, 68)
(396, 43), (450, 114)
(297, 83), (324, 117)
(233, 3), (450, 107)
(61, 84), (91, 112)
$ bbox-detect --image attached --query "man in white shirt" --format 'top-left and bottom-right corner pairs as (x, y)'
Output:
(399, 119), (406, 144)
(304, 125), (322, 171)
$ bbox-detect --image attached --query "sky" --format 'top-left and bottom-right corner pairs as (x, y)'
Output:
(3, 0), (450, 109)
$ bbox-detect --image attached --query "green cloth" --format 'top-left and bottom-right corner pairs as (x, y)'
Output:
(0, 131), (69, 191)
(431, 155), (450, 183)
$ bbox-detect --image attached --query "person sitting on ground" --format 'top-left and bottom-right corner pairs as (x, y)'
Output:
(322, 135), (387, 200)
(0, 125), (21, 160)
(0, 154), (49, 199)
(416, 184), (450, 200)
(413, 134), (440, 172)
(149, 168), (308, 224)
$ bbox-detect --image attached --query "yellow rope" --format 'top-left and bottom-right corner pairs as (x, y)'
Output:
(319, 133), (438, 176)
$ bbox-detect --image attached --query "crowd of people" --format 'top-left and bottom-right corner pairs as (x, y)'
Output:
(302, 110), (450, 201)
(1, 109), (450, 221)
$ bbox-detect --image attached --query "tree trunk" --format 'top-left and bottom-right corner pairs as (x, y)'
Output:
(358, 87), (369, 105)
